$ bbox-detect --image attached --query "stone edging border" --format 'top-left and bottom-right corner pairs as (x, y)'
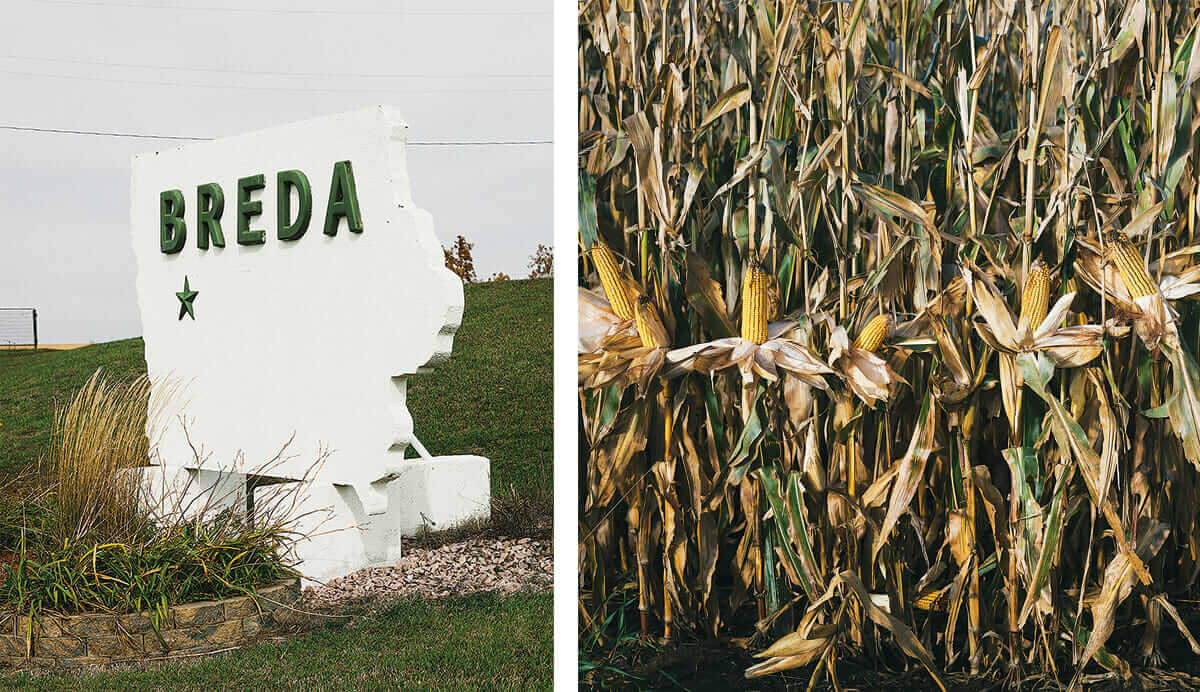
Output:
(0, 579), (300, 668)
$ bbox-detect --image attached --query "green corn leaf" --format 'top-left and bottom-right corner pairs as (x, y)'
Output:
(579, 169), (599, 249)
(1018, 462), (1073, 627)
(1166, 341), (1200, 468)
(757, 467), (815, 600)
(786, 471), (824, 596)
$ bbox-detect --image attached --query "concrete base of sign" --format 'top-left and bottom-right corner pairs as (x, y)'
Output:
(127, 465), (248, 523)
(127, 455), (490, 584)
(384, 455), (491, 535)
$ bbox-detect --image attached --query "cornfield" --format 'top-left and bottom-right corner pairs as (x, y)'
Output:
(578, 0), (1200, 687)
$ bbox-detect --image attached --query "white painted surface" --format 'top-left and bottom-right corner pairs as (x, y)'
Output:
(259, 479), (403, 585)
(129, 107), (491, 581)
(128, 456), (490, 584)
(128, 454), (490, 584)
(123, 465), (246, 523)
(387, 454), (491, 535)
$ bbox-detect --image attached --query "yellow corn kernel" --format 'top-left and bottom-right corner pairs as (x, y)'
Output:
(740, 263), (770, 345)
(1107, 237), (1158, 299)
(591, 242), (636, 320)
(1018, 261), (1051, 329)
(853, 314), (891, 353)
(634, 295), (668, 349)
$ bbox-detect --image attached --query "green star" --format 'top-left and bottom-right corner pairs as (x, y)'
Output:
(176, 276), (198, 320)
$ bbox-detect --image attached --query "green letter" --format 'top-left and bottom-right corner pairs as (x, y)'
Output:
(277, 169), (312, 241)
(323, 160), (363, 236)
(196, 183), (225, 250)
(237, 174), (266, 245)
(160, 189), (186, 254)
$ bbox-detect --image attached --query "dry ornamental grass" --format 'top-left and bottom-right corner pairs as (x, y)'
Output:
(578, 0), (1200, 687)
(0, 370), (300, 631)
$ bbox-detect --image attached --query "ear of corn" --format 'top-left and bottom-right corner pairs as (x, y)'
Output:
(1107, 237), (1158, 299)
(1019, 262), (1051, 328)
(853, 314), (891, 353)
(592, 242), (637, 320)
(912, 586), (950, 613)
(740, 263), (769, 345)
(635, 295), (668, 349)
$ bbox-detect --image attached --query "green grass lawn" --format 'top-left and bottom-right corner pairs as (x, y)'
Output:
(406, 278), (552, 498)
(2, 592), (552, 691)
(0, 339), (145, 476)
(0, 278), (552, 688)
(0, 278), (552, 498)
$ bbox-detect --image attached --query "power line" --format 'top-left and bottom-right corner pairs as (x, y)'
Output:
(0, 124), (552, 146)
(0, 54), (550, 80)
(2, 125), (201, 141)
(0, 68), (551, 95)
(32, 0), (549, 15)
(407, 139), (552, 146)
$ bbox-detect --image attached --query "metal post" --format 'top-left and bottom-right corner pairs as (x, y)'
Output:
(31, 309), (37, 351)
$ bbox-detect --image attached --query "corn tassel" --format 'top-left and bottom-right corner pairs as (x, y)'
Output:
(740, 263), (770, 345)
(635, 295), (669, 349)
(1107, 237), (1158, 299)
(1018, 261), (1051, 329)
(591, 242), (637, 320)
(853, 314), (891, 353)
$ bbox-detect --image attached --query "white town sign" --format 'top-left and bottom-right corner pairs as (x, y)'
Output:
(129, 106), (490, 581)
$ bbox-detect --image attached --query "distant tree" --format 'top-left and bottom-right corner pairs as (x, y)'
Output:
(488, 272), (511, 282)
(443, 235), (477, 283)
(527, 243), (553, 278)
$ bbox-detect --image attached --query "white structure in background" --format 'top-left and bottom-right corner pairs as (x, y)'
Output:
(128, 107), (490, 582)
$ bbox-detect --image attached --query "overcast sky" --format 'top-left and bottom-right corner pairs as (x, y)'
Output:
(0, 0), (550, 345)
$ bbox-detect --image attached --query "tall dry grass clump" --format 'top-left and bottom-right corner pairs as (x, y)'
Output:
(42, 370), (158, 544)
(579, 0), (1200, 687)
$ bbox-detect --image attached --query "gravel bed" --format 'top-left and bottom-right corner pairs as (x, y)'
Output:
(302, 536), (552, 613)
